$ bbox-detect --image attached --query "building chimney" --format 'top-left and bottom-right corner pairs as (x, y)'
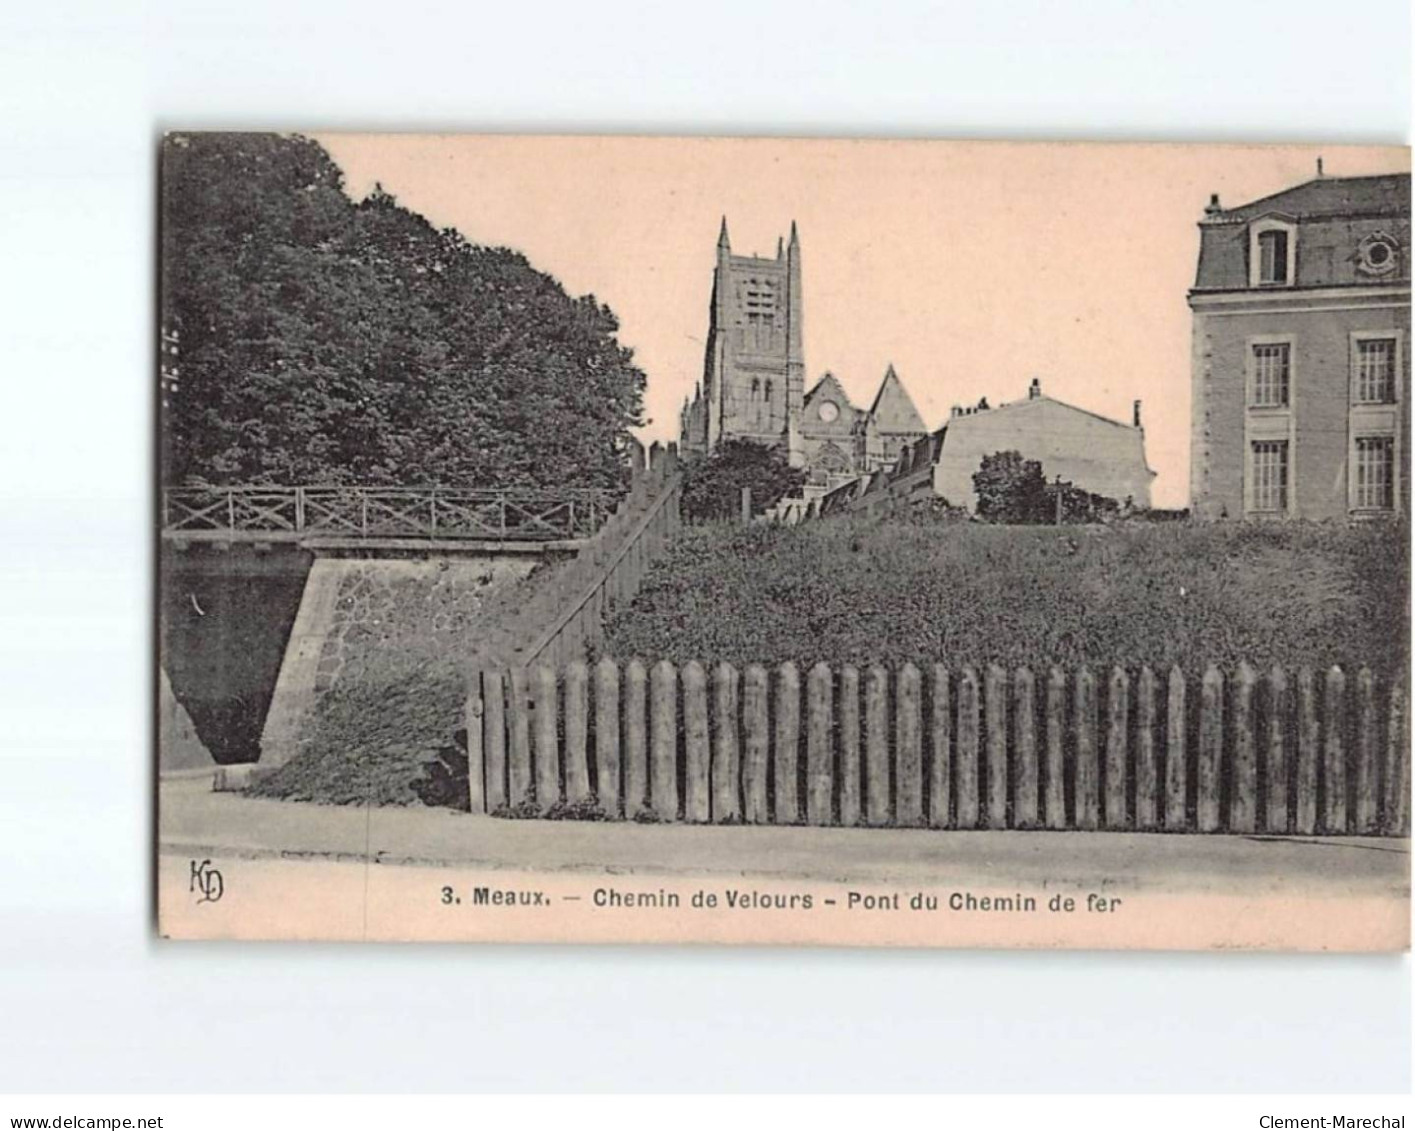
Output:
(1204, 193), (1222, 217)
(1029, 377), (1041, 400)
(1133, 399), (1143, 428)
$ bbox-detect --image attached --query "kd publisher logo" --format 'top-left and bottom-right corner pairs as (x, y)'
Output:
(188, 859), (224, 904)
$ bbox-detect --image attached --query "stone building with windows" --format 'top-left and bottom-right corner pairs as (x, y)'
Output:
(1188, 171), (1411, 519)
(679, 219), (927, 492)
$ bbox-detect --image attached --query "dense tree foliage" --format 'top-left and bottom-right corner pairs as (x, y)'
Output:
(972, 450), (1120, 524)
(679, 439), (808, 522)
(160, 132), (644, 489)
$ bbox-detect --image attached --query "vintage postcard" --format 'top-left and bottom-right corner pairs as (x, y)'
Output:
(157, 134), (1411, 948)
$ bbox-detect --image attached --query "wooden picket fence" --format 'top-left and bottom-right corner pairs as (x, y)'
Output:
(464, 660), (1411, 835)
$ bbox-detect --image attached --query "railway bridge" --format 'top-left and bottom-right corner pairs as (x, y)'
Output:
(160, 483), (613, 769)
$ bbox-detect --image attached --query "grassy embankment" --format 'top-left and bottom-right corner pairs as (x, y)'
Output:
(603, 515), (1407, 675)
(256, 514), (1407, 807)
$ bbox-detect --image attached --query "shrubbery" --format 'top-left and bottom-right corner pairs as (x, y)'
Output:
(679, 439), (807, 522)
(602, 515), (1407, 676)
(973, 450), (1122, 524)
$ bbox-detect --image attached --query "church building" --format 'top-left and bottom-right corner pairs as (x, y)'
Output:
(679, 219), (928, 491)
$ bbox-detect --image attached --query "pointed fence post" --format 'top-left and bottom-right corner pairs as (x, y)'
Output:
(1323, 667), (1347, 834)
(534, 664), (560, 814)
(774, 662), (801, 824)
(1164, 666), (1187, 831)
(1104, 667), (1130, 830)
(1074, 667), (1099, 831)
(683, 661), (710, 823)
(984, 664), (1008, 829)
(1013, 667), (1037, 829)
(650, 660), (678, 820)
(896, 663), (923, 826)
(957, 668), (981, 829)
(1197, 666), (1223, 832)
(466, 670), (486, 815)
(1264, 666), (1289, 833)
(807, 663), (835, 825)
(1230, 662), (1257, 833)
(507, 667), (532, 808)
(595, 658), (620, 815)
(929, 665), (952, 829)
(483, 670), (507, 813)
(622, 660), (647, 819)
(864, 665), (890, 826)
(1134, 667), (1157, 831)
(1295, 668), (1319, 835)
(1044, 667), (1066, 830)
(839, 665), (862, 827)
(564, 661), (590, 806)
(742, 664), (770, 823)
(1354, 667), (1378, 834)
(713, 662), (742, 823)
(1385, 680), (1410, 835)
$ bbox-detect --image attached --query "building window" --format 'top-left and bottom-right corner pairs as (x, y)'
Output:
(1257, 230), (1289, 285)
(1353, 437), (1395, 511)
(1250, 441), (1289, 513)
(1354, 338), (1397, 404)
(1356, 232), (1399, 278)
(1251, 343), (1291, 407)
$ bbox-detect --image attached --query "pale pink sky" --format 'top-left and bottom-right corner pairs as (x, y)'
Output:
(317, 135), (1407, 507)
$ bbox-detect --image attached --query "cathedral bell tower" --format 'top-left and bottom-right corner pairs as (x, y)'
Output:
(687, 217), (806, 464)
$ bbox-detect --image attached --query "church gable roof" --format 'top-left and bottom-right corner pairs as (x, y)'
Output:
(866, 364), (927, 436)
(804, 371), (857, 413)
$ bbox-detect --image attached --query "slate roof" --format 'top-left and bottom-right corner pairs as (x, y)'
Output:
(988, 393), (1139, 432)
(866, 364), (927, 435)
(1207, 173), (1410, 223)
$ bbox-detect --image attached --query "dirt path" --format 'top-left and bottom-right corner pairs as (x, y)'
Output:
(159, 776), (1409, 896)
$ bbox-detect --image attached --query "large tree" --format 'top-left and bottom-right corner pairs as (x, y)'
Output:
(160, 132), (645, 490)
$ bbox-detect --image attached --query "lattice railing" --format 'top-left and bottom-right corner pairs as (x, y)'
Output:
(161, 485), (611, 542)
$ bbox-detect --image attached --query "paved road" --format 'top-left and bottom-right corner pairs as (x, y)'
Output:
(159, 776), (1409, 897)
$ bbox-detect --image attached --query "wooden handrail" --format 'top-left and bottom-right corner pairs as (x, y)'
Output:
(161, 484), (614, 541)
(516, 469), (682, 671)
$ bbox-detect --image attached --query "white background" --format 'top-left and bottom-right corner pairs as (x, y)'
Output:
(0, 0), (1410, 1094)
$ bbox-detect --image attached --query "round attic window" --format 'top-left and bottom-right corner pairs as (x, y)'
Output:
(1357, 234), (1398, 277)
(817, 400), (840, 422)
